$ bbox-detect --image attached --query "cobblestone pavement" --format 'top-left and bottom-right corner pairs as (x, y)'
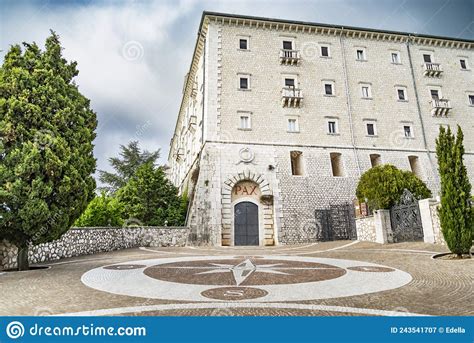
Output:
(0, 241), (472, 316)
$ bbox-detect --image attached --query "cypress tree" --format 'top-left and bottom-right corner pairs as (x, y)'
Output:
(0, 32), (97, 269)
(435, 126), (473, 257)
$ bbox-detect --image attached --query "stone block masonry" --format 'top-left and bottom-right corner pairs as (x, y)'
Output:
(0, 226), (188, 270)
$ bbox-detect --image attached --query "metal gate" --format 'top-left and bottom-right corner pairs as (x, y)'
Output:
(314, 203), (357, 241)
(234, 202), (259, 246)
(390, 189), (423, 242)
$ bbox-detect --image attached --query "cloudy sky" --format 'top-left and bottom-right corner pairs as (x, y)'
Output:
(1, 0), (472, 184)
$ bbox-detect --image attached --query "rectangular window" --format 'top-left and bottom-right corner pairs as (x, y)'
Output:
(239, 77), (248, 89)
(283, 40), (293, 50)
(367, 123), (375, 136)
(290, 151), (304, 176)
(239, 39), (248, 50)
(423, 54), (432, 63)
(285, 78), (295, 88)
(460, 59), (467, 69)
(328, 121), (337, 134)
(430, 90), (440, 100)
(391, 52), (400, 64)
(324, 84), (333, 95)
(288, 118), (298, 132)
(356, 49), (365, 60)
(469, 95), (474, 105)
(240, 116), (250, 129)
(330, 152), (344, 177)
(321, 46), (329, 57)
(404, 125), (412, 138)
(398, 89), (406, 100)
(361, 86), (370, 98)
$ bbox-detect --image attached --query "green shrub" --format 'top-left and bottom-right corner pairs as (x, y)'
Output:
(75, 192), (123, 227)
(356, 164), (432, 210)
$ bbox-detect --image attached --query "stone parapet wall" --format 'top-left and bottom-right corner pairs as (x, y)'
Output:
(355, 216), (376, 242)
(0, 226), (188, 270)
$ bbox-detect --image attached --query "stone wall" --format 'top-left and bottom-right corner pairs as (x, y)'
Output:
(0, 226), (188, 270)
(355, 216), (376, 242)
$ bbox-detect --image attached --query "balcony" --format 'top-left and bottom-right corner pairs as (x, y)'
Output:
(281, 87), (303, 107)
(191, 81), (198, 98)
(175, 148), (184, 161)
(423, 63), (443, 77)
(280, 49), (300, 65)
(430, 99), (451, 116)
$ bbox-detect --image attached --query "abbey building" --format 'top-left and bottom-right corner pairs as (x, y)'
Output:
(167, 12), (474, 246)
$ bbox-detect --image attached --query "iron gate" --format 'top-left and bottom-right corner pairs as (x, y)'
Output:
(314, 203), (357, 241)
(390, 189), (423, 242)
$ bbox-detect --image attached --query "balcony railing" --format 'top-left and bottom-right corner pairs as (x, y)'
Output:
(430, 99), (451, 116)
(188, 115), (197, 130)
(423, 63), (443, 77)
(280, 49), (300, 65)
(282, 87), (303, 107)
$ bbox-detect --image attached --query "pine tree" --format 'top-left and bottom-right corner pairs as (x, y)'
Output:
(436, 126), (473, 257)
(0, 32), (97, 269)
(98, 141), (160, 193)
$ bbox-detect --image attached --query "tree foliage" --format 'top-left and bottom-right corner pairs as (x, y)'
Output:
(98, 141), (160, 193)
(74, 192), (123, 227)
(356, 164), (432, 209)
(0, 32), (97, 268)
(117, 163), (186, 226)
(436, 126), (473, 256)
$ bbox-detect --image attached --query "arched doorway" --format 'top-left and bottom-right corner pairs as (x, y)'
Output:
(234, 201), (259, 246)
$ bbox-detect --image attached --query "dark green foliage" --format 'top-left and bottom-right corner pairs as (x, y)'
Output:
(99, 141), (160, 193)
(356, 164), (432, 209)
(0, 32), (97, 268)
(117, 163), (186, 226)
(436, 126), (473, 256)
(74, 192), (123, 227)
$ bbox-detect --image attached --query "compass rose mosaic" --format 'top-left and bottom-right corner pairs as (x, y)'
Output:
(81, 256), (412, 302)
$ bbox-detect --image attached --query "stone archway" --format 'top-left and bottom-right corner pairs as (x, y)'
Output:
(221, 170), (275, 246)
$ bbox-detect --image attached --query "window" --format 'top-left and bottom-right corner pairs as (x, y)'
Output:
(328, 121), (337, 134)
(330, 153), (344, 177)
(284, 78), (295, 88)
(391, 52), (400, 64)
(361, 85), (371, 98)
(283, 40), (293, 50)
(404, 125), (412, 138)
(288, 118), (299, 132)
(397, 89), (406, 101)
(370, 154), (382, 167)
(469, 95), (474, 105)
(423, 54), (432, 63)
(366, 123), (376, 136)
(290, 151), (304, 176)
(239, 38), (248, 50)
(408, 156), (422, 178)
(321, 46), (329, 57)
(430, 89), (440, 100)
(460, 59), (468, 70)
(324, 83), (333, 95)
(239, 76), (249, 90)
(356, 49), (365, 60)
(239, 115), (251, 129)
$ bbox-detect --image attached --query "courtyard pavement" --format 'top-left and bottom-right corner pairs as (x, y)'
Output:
(0, 241), (472, 316)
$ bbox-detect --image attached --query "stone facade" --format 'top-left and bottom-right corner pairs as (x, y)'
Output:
(355, 216), (376, 242)
(168, 12), (474, 246)
(0, 227), (188, 270)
